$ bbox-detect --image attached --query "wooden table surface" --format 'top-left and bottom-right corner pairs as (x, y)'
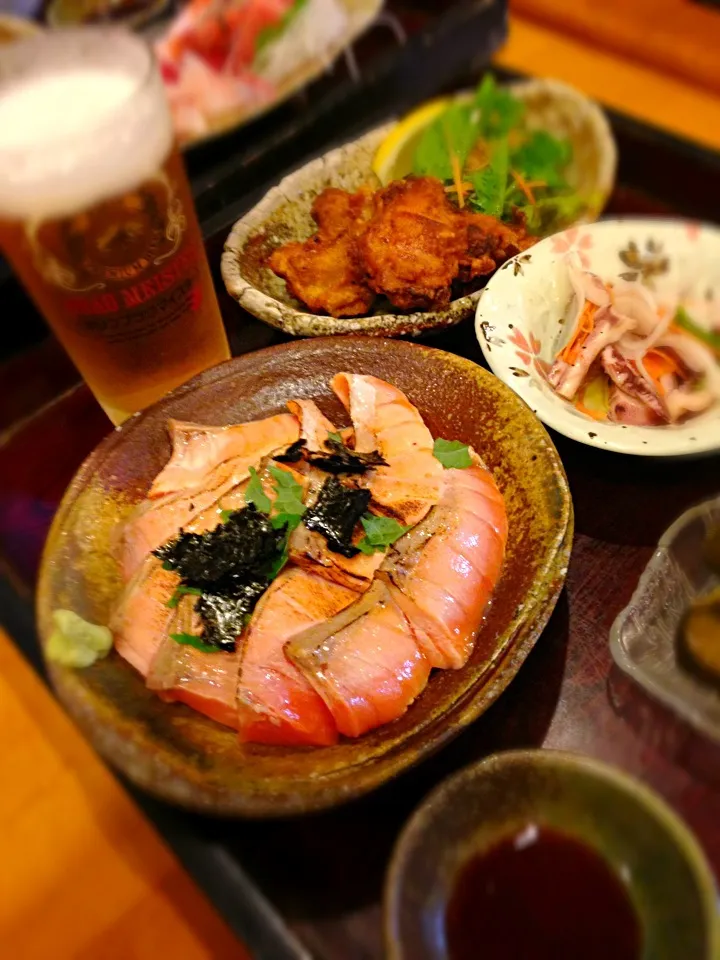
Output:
(510, 0), (720, 97)
(0, 626), (250, 960)
(2, 12), (720, 960)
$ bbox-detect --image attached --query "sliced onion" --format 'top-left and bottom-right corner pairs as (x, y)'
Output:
(564, 254), (586, 329)
(616, 305), (673, 357)
(569, 258), (611, 307)
(610, 281), (660, 336)
(656, 332), (720, 397)
(633, 352), (655, 393)
(665, 387), (714, 420)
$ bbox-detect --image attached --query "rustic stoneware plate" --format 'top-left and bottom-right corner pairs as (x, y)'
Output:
(384, 750), (720, 960)
(221, 78), (616, 338)
(610, 495), (720, 741)
(37, 338), (572, 816)
(476, 218), (720, 457)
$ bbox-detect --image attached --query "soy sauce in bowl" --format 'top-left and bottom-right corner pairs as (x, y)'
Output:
(445, 824), (641, 960)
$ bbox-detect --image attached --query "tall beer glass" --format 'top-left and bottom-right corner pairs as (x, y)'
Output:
(0, 28), (230, 424)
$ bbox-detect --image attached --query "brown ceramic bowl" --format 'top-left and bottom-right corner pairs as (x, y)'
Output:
(384, 750), (720, 960)
(37, 338), (572, 816)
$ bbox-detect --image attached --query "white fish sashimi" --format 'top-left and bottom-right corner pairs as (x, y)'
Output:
(253, 0), (350, 82)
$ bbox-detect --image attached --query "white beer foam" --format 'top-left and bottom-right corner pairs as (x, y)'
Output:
(0, 28), (173, 221)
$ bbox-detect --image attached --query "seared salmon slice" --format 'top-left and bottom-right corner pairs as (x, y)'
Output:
(149, 413), (299, 497)
(111, 556), (179, 677)
(120, 413), (299, 579)
(139, 460), (306, 726)
(385, 457), (508, 669)
(286, 579), (430, 738)
(237, 567), (358, 746)
(146, 596), (240, 729)
(286, 397), (384, 590)
(331, 373), (443, 527)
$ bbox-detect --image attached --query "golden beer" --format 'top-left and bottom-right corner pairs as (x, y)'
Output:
(0, 29), (230, 424)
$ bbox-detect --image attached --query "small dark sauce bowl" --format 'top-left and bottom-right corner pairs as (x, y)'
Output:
(384, 749), (719, 960)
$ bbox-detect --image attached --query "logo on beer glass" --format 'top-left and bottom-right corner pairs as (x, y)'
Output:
(26, 172), (186, 293)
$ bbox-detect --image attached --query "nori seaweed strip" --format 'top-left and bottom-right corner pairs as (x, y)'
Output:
(308, 436), (387, 475)
(272, 439), (307, 463)
(154, 505), (284, 584)
(304, 477), (371, 558)
(155, 506), (287, 652)
(196, 581), (268, 651)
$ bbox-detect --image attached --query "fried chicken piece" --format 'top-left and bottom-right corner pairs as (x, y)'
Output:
(268, 176), (537, 317)
(268, 235), (374, 318)
(267, 187), (375, 318)
(356, 177), (469, 311)
(458, 210), (536, 281)
(311, 187), (373, 241)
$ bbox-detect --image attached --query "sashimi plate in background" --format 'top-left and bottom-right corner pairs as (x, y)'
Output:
(162, 0), (383, 149)
(37, 338), (572, 816)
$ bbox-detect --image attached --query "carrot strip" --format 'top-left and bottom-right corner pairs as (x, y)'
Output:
(644, 348), (682, 380)
(510, 169), (544, 206)
(557, 302), (598, 365)
(642, 347), (684, 396)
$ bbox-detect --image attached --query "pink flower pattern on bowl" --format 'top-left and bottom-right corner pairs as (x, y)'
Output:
(508, 328), (550, 381)
(475, 219), (720, 457)
(550, 228), (594, 268)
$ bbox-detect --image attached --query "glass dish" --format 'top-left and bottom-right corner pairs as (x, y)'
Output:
(610, 496), (720, 742)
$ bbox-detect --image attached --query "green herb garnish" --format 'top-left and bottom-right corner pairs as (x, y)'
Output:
(356, 514), (410, 555)
(674, 306), (720, 356)
(327, 430), (343, 445)
(269, 465), (307, 520)
(411, 73), (584, 233)
(166, 584), (203, 609)
(271, 512), (304, 532)
(170, 632), (219, 654)
(415, 102), (477, 182)
(245, 466), (272, 514)
(469, 137), (508, 218)
(475, 73), (525, 139)
(265, 541), (291, 580)
(433, 439), (473, 469)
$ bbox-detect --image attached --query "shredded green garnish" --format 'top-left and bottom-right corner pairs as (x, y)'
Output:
(46, 610), (113, 668)
(412, 74), (587, 233)
(167, 584), (203, 609)
(432, 439), (473, 469)
(675, 306), (720, 356)
(170, 632), (219, 653)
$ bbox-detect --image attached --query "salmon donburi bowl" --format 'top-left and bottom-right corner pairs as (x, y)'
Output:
(37, 338), (571, 815)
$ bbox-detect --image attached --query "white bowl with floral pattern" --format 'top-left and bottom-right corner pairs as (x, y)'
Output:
(475, 218), (720, 457)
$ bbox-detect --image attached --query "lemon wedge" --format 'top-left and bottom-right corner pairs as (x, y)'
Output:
(372, 98), (451, 185)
